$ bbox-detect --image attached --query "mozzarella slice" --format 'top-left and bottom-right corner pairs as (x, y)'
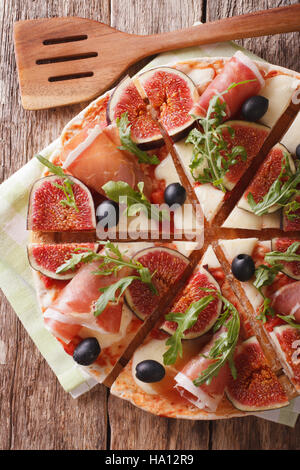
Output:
(155, 154), (180, 186)
(222, 207), (262, 230)
(281, 111), (300, 155)
(201, 245), (220, 268)
(186, 67), (215, 89)
(194, 184), (224, 222)
(259, 75), (300, 128)
(174, 139), (208, 183)
(132, 338), (170, 395)
(219, 238), (258, 261)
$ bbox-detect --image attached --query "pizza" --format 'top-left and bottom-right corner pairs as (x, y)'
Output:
(27, 50), (300, 419)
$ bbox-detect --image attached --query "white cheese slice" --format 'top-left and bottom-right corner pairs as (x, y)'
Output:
(261, 212), (281, 229)
(174, 139), (208, 183)
(132, 338), (170, 395)
(219, 238), (258, 261)
(154, 154), (180, 187)
(222, 207), (262, 230)
(201, 245), (220, 268)
(259, 75), (300, 128)
(281, 111), (300, 155)
(186, 67), (214, 89)
(194, 184), (224, 222)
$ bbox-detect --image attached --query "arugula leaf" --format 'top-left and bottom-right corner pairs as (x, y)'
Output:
(56, 250), (100, 274)
(186, 81), (252, 192)
(94, 276), (140, 316)
(277, 314), (300, 330)
(247, 155), (300, 216)
(193, 290), (240, 386)
(35, 154), (79, 212)
(253, 264), (281, 322)
(116, 113), (160, 165)
(102, 180), (169, 222)
(163, 295), (215, 366)
(265, 242), (300, 265)
(284, 198), (300, 221)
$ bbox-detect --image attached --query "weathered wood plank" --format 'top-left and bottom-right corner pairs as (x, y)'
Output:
(207, 0), (300, 450)
(0, 0), (110, 450)
(108, 0), (210, 451)
(207, 0), (300, 72)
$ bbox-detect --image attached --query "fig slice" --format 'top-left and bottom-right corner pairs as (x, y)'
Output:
(136, 66), (199, 142)
(106, 76), (163, 149)
(161, 267), (222, 339)
(124, 246), (189, 321)
(271, 238), (300, 281)
(27, 175), (96, 232)
(282, 194), (300, 232)
(271, 281), (300, 322)
(221, 120), (270, 191)
(238, 143), (295, 214)
(226, 336), (289, 411)
(28, 243), (99, 280)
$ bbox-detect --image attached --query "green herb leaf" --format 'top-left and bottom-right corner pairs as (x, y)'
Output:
(116, 113), (160, 165)
(284, 198), (300, 220)
(102, 180), (169, 222)
(186, 80), (253, 192)
(193, 290), (240, 386)
(253, 264), (281, 322)
(35, 154), (79, 212)
(94, 276), (140, 316)
(277, 314), (300, 330)
(265, 242), (300, 265)
(247, 155), (300, 216)
(55, 250), (100, 274)
(163, 295), (215, 366)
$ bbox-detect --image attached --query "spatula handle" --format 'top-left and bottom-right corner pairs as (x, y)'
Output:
(136, 5), (300, 57)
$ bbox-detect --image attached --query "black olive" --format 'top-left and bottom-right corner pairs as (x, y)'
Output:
(231, 254), (255, 282)
(296, 144), (300, 160)
(241, 95), (269, 122)
(135, 360), (166, 383)
(73, 337), (101, 366)
(96, 200), (119, 228)
(164, 183), (186, 207)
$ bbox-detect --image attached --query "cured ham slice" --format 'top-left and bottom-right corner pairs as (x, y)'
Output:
(195, 51), (264, 119)
(43, 260), (132, 342)
(270, 325), (300, 392)
(174, 328), (230, 412)
(60, 124), (152, 197)
(271, 281), (300, 323)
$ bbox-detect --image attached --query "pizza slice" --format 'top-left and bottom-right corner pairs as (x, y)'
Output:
(111, 245), (292, 418)
(29, 238), (201, 384)
(218, 237), (300, 394)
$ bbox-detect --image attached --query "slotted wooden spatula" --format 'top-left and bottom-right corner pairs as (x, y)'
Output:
(14, 4), (300, 110)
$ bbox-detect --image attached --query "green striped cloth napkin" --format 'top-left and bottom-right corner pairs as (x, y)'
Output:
(0, 31), (299, 426)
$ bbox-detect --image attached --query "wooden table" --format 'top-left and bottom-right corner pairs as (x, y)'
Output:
(1, 0), (300, 450)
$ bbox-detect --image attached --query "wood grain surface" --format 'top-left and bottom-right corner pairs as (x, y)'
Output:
(1, 0), (300, 450)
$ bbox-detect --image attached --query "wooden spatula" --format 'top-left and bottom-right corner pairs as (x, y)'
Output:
(14, 4), (300, 110)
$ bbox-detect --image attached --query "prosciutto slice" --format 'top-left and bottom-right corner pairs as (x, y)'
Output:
(271, 280), (300, 323)
(174, 328), (230, 412)
(195, 51), (265, 119)
(43, 260), (132, 342)
(60, 124), (152, 197)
